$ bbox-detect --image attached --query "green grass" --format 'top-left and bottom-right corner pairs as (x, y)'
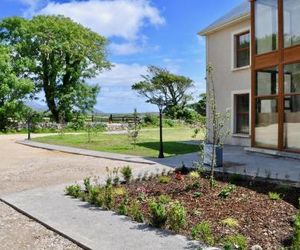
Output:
(33, 127), (202, 157)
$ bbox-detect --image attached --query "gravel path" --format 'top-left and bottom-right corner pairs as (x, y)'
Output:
(0, 133), (161, 249)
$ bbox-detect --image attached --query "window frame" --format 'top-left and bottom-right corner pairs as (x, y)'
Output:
(232, 30), (251, 70)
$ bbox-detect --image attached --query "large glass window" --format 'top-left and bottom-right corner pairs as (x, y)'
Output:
(284, 63), (300, 150)
(255, 98), (278, 148)
(235, 32), (250, 68)
(255, 0), (278, 55)
(235, 94), (249, 134)
(284, 0), (300, 48)
(256, 67), (278, 96)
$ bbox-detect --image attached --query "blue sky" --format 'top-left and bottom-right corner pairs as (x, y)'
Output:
(1, 0), (245, 113)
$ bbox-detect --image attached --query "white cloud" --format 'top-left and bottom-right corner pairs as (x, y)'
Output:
(109, 42), (142, 56)
(35, 0), (165, 41)
(91, 63), (148, 87)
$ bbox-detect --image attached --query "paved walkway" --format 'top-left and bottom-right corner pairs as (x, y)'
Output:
(1, 185), (204, 250)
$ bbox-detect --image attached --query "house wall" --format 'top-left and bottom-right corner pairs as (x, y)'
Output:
(205, 19), (251, 146)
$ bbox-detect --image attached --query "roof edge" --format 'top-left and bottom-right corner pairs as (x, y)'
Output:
(198, 13), (250, 36)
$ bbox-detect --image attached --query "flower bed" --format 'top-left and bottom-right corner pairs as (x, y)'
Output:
(65, 168), (300, 249)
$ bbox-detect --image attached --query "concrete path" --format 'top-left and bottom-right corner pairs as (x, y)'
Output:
(1, 185), (204, 250)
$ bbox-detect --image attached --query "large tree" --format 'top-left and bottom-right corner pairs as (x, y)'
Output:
(0, 46), (34, 131)
(0, 15), (111, 122)
(132, 66), (194, 119)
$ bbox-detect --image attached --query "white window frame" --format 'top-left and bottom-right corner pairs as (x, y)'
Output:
(231, 90), (251, 137)
(231, 28), (251, 71)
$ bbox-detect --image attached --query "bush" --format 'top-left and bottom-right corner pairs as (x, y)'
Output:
(163, 119), (176, 127)
(121, 166), (132, 183)
(143, 113), (159, 126)
(191, 221), (214, 246)
(292, 200), (300, 248)
(65, 184), (81, 198)
(189, 171), (200, 179)
(219, 184), (236, 199)
(167, 201), (186, 232)
(103, 185), (114, 210)
(118, 197), (128, 216)
(268, 192), (281, 201)
(158, 176), (171, 184)
(129, 199), (144, 223)
(83, 177), (91, 192)
(222, 234), (248, 250)
(148, 198), (168, 227)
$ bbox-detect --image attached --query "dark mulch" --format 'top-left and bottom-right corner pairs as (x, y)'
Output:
(117, 174), (299, 249)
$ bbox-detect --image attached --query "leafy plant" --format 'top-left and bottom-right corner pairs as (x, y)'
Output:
(158, 195), (171, 204)
(129, 199), (144, 223)
(118, 196), (128, 216)
(221, 218), (239, 228)
(112, 167), (120, 186)
(83, 177), (91, 192)
(219, 184), (236, 199)
(268, 192), (281, 201)
(292, 199), (300, 248)
(103, 185), (114, 210)
(193, 192), (202, 198)
(65, 184), (81, 198)
(88, 186), (102, 205)
(191, 221), (214, 246)
(189, 171), (200, 179)
(167, 201), (186, 232)
(158, 176), (171, 184)
(222, 234), (248, 250)
(113, 187), (126, 197)
(121, 166), (132, 183)
(148, 198), (168, 227)
(185, 182), (200, 191)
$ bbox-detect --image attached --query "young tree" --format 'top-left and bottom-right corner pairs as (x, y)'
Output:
(0, 16), (111, 123)
(0, 46), (34, 131)
(127, 108), (141, 148)
(205, 64), (230, 186)
(132, 66), (194, 119)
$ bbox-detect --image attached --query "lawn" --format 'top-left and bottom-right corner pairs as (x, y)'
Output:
(33, 127), (202, 157)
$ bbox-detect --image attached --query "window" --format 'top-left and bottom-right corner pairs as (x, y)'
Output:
(235, 32), (250, 68)
(256, 67), (278, 96)
(284, 0), (300, 48)
(235, 94), (249, 134)
(255, 0), (278, 54)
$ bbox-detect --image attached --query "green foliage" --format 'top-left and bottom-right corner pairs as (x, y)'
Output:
(189, 171), (200, 179)
(219, 184), (236, 199)
(118, 196), (128, 216)
(172, 107), (201, 124)
(148, 198), (168, 227)
(0, 45), (34, 131)
(222, 234), (248, 250)
(83, 177), (91, 192)
(158, 176), (171, 184)
(142, 113), (159, 126)
(167, 201), (186, 232)
(132, 66), (194, 119)
(193, 192), (202, 198)
(88, 186), (102, 205)
(121, 166), (132, 183)
(65, 184), (81, 198)
(292, 200), (300, 248)
(103, 185), (114, 210)
(129, 199), (144, 223)
(191, 221), (215, 246)
(221, 218), (239, 228)
(185, 182), (200, 191)
(188, 93), (206, 117)
(268, 192), (281, 201)
(158, 195), (171, 204)
(0, 16), (111, 122)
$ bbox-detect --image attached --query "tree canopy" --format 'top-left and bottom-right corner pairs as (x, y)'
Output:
(132, 66), (194, 118)
(0, 46), (34, 131)
(0, 15), (111, 122)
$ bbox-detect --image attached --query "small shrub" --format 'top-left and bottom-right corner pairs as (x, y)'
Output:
(167, 201), (186, 232)
(292, 199), (300, 248)
(113, 167), (120, 186)
(193, 192), (202, 198)
(121, 166), (132, 183)
(65, 184), (81, 198)
(129, 199), (144, 223)
(158, 176), (171, 184)
(221, 218), (239, 228)
(185, 182), (200, 191)
(219, 184), (236, 199)
(103, 185), (114, 210)
(118, 195), (128, 216)
(189, 171), (200, 179)
(159, 195), (171, 204)
(148, 198), (168, 227)
(191, 221), (214, 246)
(88, 186), (101, 205)
(83, 177), (91, 192)
(143, 113), (158, 126)
(268, 192), (281, 201)
(222, 234), (248, 250)
(113, 187), (126, 196)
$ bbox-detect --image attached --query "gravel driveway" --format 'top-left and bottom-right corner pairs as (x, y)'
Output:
(0, 133), (158, 249)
